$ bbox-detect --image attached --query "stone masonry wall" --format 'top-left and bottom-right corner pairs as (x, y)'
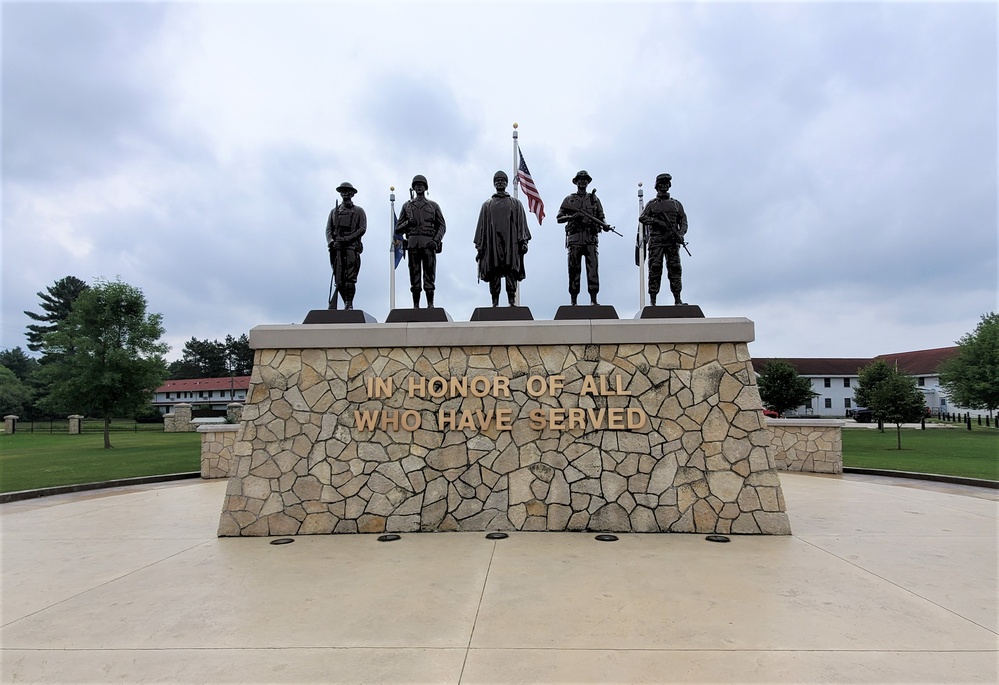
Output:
(199, 425), (240, 479)
(219, 339), (791, 536)
(768, 419), (843, 474)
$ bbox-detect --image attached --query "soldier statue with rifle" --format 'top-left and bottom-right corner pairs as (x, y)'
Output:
(557, 170), (621, 306)
(394, 174), (446, 308)
(639, 173), (689, 306)
(325, 182), (367, 310)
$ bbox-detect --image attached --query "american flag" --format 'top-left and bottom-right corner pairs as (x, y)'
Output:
(516, 146), (545, 225)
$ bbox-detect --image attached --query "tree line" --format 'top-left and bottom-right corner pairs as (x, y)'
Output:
(0, 275), (252, 448)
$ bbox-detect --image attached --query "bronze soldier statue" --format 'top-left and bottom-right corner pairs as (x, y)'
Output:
(640, 173), (688, 306)
(325, 182), (367, 310)
(474, 171), (531, 307)
(394, 175), (446, 308)
(557, 170), (607, 305)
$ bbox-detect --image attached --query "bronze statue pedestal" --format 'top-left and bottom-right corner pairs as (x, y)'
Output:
(638, 304), (704, 319)
(554, 304), (619, 320)
(469, 306), (534, 322)
(302, 310), (377, 324)
(385, 308), (452, 323)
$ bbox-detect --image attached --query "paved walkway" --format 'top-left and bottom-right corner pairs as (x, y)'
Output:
(2, 473), (996, 684)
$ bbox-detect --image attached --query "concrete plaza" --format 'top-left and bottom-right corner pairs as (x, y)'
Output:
(2, 472), (996, 684)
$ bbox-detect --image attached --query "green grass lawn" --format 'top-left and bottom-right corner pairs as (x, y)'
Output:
(0, 432), (201, 493)
(842, 425), (999, 481)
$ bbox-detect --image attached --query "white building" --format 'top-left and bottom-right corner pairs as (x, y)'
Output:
(152, 376), (250, 415)
(752, 347), (963, 418)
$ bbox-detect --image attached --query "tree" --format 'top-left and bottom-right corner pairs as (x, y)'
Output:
(38, 278), (168, 448)
(855, 359), (926, 449)
(0, 347), (39, 383)
(168, 334), (253, 379)
(757, 359), (817, 416)
(24, 276), (89, 353)
(0, 365), (34, 417)
(939, 312), (999, 415)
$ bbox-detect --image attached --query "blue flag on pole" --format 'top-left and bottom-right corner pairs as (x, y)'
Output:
(392, 209), (404, 269)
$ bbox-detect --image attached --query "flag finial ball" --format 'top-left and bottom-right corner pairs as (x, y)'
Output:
(513, 122), (518, 129)
(390, 186), (395, 191)
(638, 182), (643, 187)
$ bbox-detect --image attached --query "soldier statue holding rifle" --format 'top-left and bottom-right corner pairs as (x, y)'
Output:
(394, 174), (446, 308)
(325, 182), (367, 310)
(556, 170), (620, 305)
(639, 173), (689, 306)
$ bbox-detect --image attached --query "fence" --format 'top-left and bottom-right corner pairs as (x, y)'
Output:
(11, 418), (163, 434)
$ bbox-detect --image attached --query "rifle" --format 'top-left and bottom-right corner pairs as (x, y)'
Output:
(329, 201), (343, 308)
(641, 213), (692, 257)
(565, 192), (624, 237)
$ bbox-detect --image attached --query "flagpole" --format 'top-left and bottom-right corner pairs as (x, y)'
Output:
(512, 122), (521, 306)
(637, 182), (646, 311)
(389, 186), (396, 311)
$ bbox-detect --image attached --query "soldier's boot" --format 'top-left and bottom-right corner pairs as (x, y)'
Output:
(491, 293), (500, 307)
(570, 293), (578, 306)
(426, 291), (435, 308)
(507, 290), (516, 307)
(412, 291), (421, 309)
(589, 292), (599, 306)
(672, 291), (685, 306)
(344, 299), (354, 310)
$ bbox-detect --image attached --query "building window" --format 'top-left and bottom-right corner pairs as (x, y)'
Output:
(824, 398), (832, 409)
(824, 378), (831, 388)
(804, 399), (812, 409)
(918, 377), (925, 387)
(844, 398), (852, 409)
(843, 378), (850, 388)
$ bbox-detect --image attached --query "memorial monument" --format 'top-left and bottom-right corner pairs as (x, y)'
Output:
(220, 163), (789, 537)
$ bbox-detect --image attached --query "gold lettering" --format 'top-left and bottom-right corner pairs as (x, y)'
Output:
(474, 409), (495, 429)
(568, 407), (586, 429)
(581, 375), (598, 395)
(528, 408), (547, 429)
(470, 376), (490, 398)
(548, 407), (566, 430)
(527, 375), (547, 397)
(549, 375), (565, 395)
(380, 410), (400, 431)
(599, 375), (614, 395)
(627, 408), (647, 429)
(408, 376), (426, 398)
(438, 409), (457, 430)
(457, 410), (475, 430)
(493, 376), (510, 398)
(495, 408), (513, 430)
(607, 408), (625, 429)
(355, 410), (378, 431)
(368, 377), (391, 398)
(616, 374), (632, 396)
(587, 407), (606, 428)
(401, 410), (421, 431)
(449, 376), (468, 397)
(428, 377), (448, 398)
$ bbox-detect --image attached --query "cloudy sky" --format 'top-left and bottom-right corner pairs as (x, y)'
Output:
(2, 1), (996, 363)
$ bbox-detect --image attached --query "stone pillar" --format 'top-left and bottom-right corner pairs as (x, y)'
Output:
(3, 415), (18, 434)
(766, 419), (844, 473)
(68, 415), (84, 435)
(199, 425), (241, 479)
(164, 403), (194, 433)
(226, 402), (243, 424)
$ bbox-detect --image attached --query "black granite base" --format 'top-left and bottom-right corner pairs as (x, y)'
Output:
(554, 304), (619, 320)
(302, 309), (377, 324)
(638, 304), (705, 319)
(385, 308), (452, 323)
(469, 306), (534, 322)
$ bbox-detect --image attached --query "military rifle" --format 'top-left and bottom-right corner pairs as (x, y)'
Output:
(641, 213), (692, 257)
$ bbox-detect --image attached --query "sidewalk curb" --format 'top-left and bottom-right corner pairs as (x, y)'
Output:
(843, 467), (999, 490)
(0, 472), (201, 504)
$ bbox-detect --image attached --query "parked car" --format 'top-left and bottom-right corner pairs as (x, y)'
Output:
(853, 408), (874, 423)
